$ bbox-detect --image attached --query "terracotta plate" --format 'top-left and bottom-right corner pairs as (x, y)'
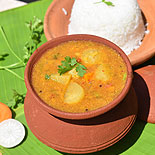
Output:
(24, 87), (137, 154)
(133, 65), (155, 123)
(44, 0), (155, 66)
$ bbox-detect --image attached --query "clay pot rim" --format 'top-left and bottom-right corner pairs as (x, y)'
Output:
(24, 34), (133, 120)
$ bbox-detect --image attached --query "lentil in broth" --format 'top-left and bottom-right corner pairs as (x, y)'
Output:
(32, 41), (127, 113)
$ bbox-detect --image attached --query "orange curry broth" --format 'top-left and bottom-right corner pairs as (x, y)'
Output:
(32, 41), (127, 113)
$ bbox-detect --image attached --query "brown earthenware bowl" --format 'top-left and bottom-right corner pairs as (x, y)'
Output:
(44, 0), (155, 66)
(24, 87), (137, 154)
(24, 34), (132, 120)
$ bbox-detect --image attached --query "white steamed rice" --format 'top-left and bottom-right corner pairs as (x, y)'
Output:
(68, 0), (145, 55)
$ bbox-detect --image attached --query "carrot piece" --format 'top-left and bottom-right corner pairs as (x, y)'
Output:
(0, 102), (12, 123)
(83, 72), (94, 82)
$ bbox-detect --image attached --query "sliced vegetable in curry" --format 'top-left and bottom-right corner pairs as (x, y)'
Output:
(32, 40), (127, 113)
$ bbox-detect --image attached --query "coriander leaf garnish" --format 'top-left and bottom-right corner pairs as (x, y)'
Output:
(123, 73), (127, 80)
(71, 58), (77, 66)
(57, 56), (87, 77)
(23, 16), (43, 64)
(104, 1), (114, 6)
(65, 56), (71, 62)
(0, 17), (43, 81)
(45, 74), (51, 80)
(95, 0), (114, 6)
(76, 64), (87, 77)
(6, 90), (25, 109)
(13, 90), (25, 108)
(58, 65), (72, 75)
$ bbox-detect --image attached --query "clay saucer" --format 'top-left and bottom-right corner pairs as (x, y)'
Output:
(133, 65), (155, 123)
(44, 0), (155, 66)
(24, 87), (138, 154)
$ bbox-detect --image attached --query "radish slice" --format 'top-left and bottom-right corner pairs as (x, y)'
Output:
(0, 119), (25, 148)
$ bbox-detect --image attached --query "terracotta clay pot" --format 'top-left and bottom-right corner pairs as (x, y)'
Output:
(24, 34), (132, 120)
(44, 0), (155, 66)
(24, 87), (137, 154)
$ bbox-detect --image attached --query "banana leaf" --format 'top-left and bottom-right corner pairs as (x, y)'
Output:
(0, 0), (155, 154)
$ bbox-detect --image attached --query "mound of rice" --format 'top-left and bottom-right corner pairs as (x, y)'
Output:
(68, 0), (145, 55)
